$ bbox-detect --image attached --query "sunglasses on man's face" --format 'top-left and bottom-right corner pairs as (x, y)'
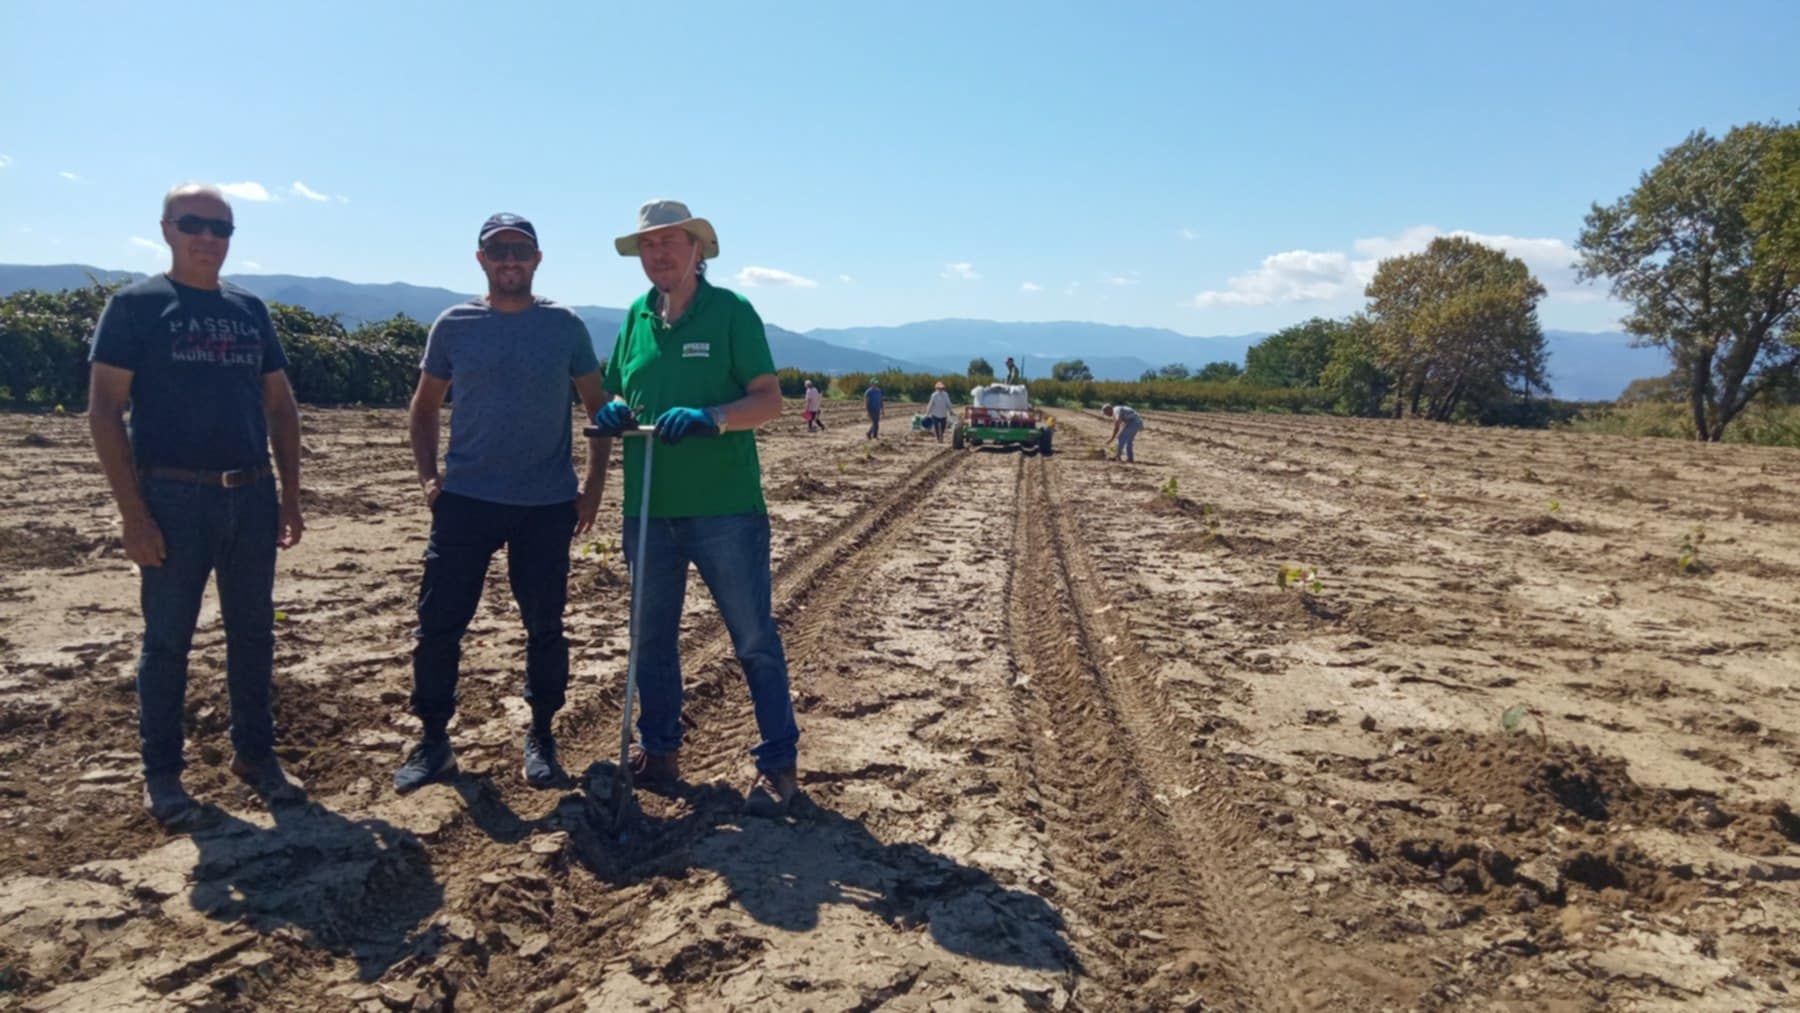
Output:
(167, 215), (235, 238)
(482, 241), (538, 263)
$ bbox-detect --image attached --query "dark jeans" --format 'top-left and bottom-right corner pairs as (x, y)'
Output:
(867, 411), (881, 439)
(137, 474), (279, 776)
(623, 512), (799, 772)
(411, 492), (576, 735)
(927, 416), (947, 440)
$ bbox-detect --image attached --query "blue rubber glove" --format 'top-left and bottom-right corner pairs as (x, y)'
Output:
(653, 406), (717, 445)
(591, 401), (637, 437)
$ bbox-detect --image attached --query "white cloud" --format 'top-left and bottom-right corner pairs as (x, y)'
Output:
(942, 262), (981, 281)
(839, 274), (854, 284)
(1064, 281), (1081, 296)
(734, 265), (819, 288)
(1193, 225), (1594, 309)
(128, 236), (160, 250)
(1192, 249), (1359, 307)
(1021, 281), (1043, 292)
(58, 171), (80, 181)
(291, 181), (330, 202)
(1179, 228), (1196, 241)
(217, 181), (274, 201)
(0, 155), (13, 168)
(1103, 272), (1140, 287)
(243, 260), (263, 270)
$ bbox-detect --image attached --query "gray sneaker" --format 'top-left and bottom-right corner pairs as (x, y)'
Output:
(143, 773), (218, 832)
(394, 737), (457, 794)
(230, 753), (306, 805)
(522, 729), (565, 788)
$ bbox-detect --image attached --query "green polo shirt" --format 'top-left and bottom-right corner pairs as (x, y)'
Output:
(604, 279), (775, 518)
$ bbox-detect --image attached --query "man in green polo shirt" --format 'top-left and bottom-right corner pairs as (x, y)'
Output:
(590, 200), (800, 812)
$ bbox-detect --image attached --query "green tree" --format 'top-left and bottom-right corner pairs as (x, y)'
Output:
(967, 357), (995, 379)
(1366, 236), (1548, 421)
(1319, 316), (1391, 416)
(1195, 361), (1243, 383)
(1578, 122), (1800, 440)
(0, 280), (118, 406)
(1156, 362), (1191, 381)
(1243, 317), (1343, 388)
(1050, 359), (1092, 382)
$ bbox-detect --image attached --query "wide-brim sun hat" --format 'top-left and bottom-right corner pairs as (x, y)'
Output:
(615, 199), (720, 258)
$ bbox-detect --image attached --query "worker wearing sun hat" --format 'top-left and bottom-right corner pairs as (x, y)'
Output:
(924, 381), (953, 442)
(589, 199), (801, 813)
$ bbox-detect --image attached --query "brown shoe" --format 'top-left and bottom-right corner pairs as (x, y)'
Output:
(230, 753), (306, 805)
(628, 747), (680, 790)
(745, 766), (799, 816)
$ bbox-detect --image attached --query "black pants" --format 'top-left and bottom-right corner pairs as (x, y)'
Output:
(867, 411), (881, 439)
(927, 416), (947, 440)
(411, 491), (576, 735)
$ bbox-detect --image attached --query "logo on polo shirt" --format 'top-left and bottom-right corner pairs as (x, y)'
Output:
(681, 342), (711, 358)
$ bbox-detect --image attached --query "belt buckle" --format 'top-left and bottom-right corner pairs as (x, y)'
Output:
(221, 469), (252, 489)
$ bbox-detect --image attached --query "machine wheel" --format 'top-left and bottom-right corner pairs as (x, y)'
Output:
(952, 426), (965, 450)
(1037, 428), (1054, 455)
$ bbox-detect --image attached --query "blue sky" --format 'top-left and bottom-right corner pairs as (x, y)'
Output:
(2, 0), (1796, 335)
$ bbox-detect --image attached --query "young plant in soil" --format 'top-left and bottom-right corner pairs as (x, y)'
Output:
(1676, 524), (1706, 574)
(1502, 703), (1549, 746)
(1277, 564), (1322, 594)
(1159, 475), (1179, 501)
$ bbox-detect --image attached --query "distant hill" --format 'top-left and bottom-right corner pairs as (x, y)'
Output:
(0, 264), (932, 376)
(810, 317), (1670, 399)
(2, 264), (1670, 398)
(807, 318), (1263, 382)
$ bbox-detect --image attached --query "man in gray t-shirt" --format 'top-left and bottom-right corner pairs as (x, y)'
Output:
(398, 212), (611, 795)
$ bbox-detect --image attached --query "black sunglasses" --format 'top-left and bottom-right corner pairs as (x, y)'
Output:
(167, 215), (236, 238)
(482, 241), (538, 262)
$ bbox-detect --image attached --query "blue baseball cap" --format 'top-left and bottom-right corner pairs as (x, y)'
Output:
(479, 213), (537, 245)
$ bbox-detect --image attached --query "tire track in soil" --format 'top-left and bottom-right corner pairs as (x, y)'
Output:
(1006, 449), (1420, 1011)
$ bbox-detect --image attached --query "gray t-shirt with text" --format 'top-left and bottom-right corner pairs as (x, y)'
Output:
(421, 298), (598, 506)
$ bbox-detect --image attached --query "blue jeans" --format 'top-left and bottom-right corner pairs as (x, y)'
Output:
(412, 492), (576, 735)
(137, 474), (279, 776)
(622, 512), (799, 772)
(1117, 419), (1142, 462)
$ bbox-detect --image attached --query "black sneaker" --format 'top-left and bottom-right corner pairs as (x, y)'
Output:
(522, 729), (565, 788)
(394, 737), (457, 794)
(143, 773), (219, 832)
(229, 753), (307, 805)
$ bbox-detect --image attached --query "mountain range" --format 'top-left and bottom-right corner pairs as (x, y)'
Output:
(1, 263), (1669, 400)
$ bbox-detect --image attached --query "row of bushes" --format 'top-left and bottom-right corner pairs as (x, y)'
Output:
(0, 283), (430, 407)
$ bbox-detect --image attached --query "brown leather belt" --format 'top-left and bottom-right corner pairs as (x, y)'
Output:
(143, 465), (273, 489)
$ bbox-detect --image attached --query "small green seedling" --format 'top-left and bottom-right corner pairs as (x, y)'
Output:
(1159, 476), (1180, 501)
(1548, 500), (1561, 514)
(1277, 564), (1322, 594)
(1200, 502), (1220, 541)
(1502, 703), (1548, 744)
(273, 610), (289, 623)
(1676, 524), (1705, 573)
(581, 536), (620, 563)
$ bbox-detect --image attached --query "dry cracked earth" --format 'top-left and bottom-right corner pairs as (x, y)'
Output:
(1, 399), (1798, 1011)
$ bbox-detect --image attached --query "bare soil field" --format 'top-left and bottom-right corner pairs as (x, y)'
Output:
(1, 400), (1797, 1011)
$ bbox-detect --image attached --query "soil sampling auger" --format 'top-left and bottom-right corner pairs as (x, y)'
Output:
(581, 421), (660, 832)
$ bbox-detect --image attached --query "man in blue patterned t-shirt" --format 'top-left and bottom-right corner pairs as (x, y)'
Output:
(88, 183), (307, 830)
(395, 213), (611, 795)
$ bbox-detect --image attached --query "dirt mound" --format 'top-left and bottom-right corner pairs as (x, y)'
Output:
(0, 522), (99, 568)
(1491, 514), (1581, 536)
(1142, 493), (1213, 517)
(767, 474), (831, 501)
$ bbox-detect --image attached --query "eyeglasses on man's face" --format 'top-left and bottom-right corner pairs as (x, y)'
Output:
(482, 241), (538, 262)
(166, 215), (235, 238)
